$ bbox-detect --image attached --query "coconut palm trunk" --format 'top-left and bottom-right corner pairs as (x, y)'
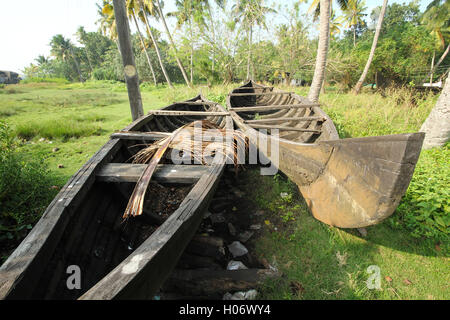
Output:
(155, 0), (192, 87)
(132, 12), (157, 85)
(142, 12), (173, 88)
(307, 0), (331, 103)
(420, 77), (450, 149)
(247, 26), (253, 80)
(353, 0), (388, 95)
(70, 47), (84, 82)
(421, 44), (450, 85)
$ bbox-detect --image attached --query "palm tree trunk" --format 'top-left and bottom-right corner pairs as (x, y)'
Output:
(353, 26), (356, 47)
(155, 0), (191, 87)
(421, 44), (450, 84)
(430, 50), (435, 84)
(143, 12), (173, 88)
(132, 12), (157, 86)
(247, 26), (252, 81)
(113, 0), (144, 121)
(353, 0), (388, 95)
(70, 47), (84, 82)
(190, 19), (194, 84)
(207, 5), (216, 72)
(420, 77), (450, 149)
(307, 0), (331, 103)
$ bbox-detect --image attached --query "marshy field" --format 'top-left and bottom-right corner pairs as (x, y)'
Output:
(0, 80), (448, 299)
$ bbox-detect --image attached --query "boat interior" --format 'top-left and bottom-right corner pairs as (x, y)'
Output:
(6, 97), (229, 299)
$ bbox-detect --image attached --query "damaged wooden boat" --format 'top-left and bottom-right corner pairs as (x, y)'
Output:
(227, 81), (424, 228)
(0, 95), (233, 300)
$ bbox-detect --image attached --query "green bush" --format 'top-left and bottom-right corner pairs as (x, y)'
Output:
(391, 144), (449, 242)
(0, 121), (58, 261)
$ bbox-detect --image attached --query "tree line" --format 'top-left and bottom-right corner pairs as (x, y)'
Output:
(25, 0), (449, 99)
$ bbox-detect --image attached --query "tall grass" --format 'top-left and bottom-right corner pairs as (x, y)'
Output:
(15, 117), (104, 141)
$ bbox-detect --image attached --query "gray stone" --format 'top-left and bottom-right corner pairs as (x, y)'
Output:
(227, 241), (248, 257)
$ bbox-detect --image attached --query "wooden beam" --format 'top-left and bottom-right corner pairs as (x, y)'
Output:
(232, 86), (273, 90)
(245, 116), (325, 124)
(113, 0), (144, 121)
(172, 101), (217, 105)
(148, 110), (229, 116)
(230, 103), (319, 112)
(111, 131), (170, 140)
(229, 91), (294, 96)
(249, 124), (321, 133)
(96, 163), (209, 184)
(111, 131), (231, 141)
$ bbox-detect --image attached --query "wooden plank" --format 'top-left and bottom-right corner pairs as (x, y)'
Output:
(111, 131), (231, 141)
(232, 86), (273, 90)
(96, 163), (209, 184)
(245, 116), (325, 124)
(249, 124), (321, 133)
(171, 101), (217, 105)
(230, 103), (319, 112)
(111, 131), (170, 140)
(163, 268), (280, 296)
(149, 110), (229, 116)
(229, 91), (294, 96)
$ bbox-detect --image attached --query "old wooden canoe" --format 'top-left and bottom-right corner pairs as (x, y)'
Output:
(0, 95), (232, 300)
(227, 81), (424, 228)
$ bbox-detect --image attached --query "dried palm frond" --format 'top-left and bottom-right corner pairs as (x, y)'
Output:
(123, 120), (247, 219)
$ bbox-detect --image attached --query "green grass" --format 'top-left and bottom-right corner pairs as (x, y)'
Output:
(238, 169), (448, 300)
(0, 81), (447, 299)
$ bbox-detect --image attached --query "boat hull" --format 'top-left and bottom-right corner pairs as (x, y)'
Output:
(228, 82), (424, 228)
(0, 96), (231, 299)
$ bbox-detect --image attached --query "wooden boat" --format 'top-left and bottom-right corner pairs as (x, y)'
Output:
(0, 95), (232, 300)
(227, 81), (424, 228)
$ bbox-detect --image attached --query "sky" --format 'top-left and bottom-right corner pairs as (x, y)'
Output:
(0, 0), (433, 74)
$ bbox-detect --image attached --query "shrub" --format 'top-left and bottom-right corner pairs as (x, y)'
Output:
(390, 144), (449, 242)
(20, 77), (69, 84)
(0, 121), (58, 262)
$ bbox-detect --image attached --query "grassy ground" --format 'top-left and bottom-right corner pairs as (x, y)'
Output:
(0, 81), (448, 299)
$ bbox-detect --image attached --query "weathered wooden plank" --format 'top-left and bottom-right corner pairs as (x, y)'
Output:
(149, 110), (228, 116)
(230, 104), (319, 112)
(111, 131), (170, 140)
(245, 116), (325, 124)
(249, 124), (321, 133)
(229, 91), (293, 96)
(171, 101), (217, 105)
(96, 163), (209, 184)
(163, 268), (280, 296)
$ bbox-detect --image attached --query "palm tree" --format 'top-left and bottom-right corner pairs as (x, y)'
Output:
(304, 0), (348, 102)
(420, 0), (450, 84)
(76, 26), (94, 77)
(126, 0), (157, 85)
(138, 0), (174, 87)
(201, 0), (225, 72)
(50, 34), (84, 82)
(232, 0), (276, 81)
(167, 0), (203, 84)
(353, 0), (388, 95)
(342, 0), (367, 47)
(35, 55), (49, 66)
(153, 0), (192, 87)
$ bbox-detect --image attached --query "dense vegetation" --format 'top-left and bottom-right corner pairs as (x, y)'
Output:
(23, 1), (449, 88)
